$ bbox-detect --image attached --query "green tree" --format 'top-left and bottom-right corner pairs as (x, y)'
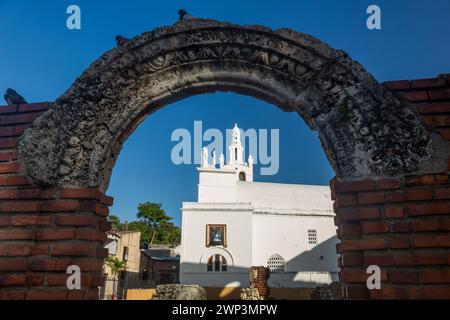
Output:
(127, 220), (153, 248)
(137, 202), (172, 246)
(104, 256), (127, 300)
(108, 214), (124, 231)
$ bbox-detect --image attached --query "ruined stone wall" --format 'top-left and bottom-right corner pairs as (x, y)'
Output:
(1, 72), (449, 299)
(333, 74), (450, 299)
(0, 103), (111, 299)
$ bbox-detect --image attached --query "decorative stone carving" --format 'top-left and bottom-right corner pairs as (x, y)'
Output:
(18, 18), (437, 190)
(152, 284), (207, 300)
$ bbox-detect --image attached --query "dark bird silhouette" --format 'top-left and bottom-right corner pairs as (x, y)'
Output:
(178, 9), (194, 21)
(4, 88), (27, 105)
(115, 35), (130, 47)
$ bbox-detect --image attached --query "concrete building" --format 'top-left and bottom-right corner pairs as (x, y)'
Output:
(102, 230), (141, 299)
(180, 124), (340, 299)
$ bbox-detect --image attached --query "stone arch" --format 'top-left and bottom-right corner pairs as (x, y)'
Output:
(2, 18), (450, 300)
(18, 19), (439, 192)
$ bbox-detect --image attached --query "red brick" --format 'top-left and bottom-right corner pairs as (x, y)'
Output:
(0, 126), (14, 137)
(0, 274), (26, 286)
(389, 270), (418, 283)
(385, 191), (406, 203)
(0, 290), (26, 300)
(400, 91), (428, 102)
(1, 201), (40, 212)
(389, 235), (410, 248)
(101, 195), (114, 206)
(61, 188), (101, 200)
(29, 258), (72, 271)
(40, 200), (79, 212)
(96, 247), (109, 258)
(375, 178), (402, 190)
(405, 188), (433, 201)
(408, 286), (450, 299)
(0, 151), (11, 161)
(384, 80), (410, 90)
(18, 102), (50, 112)
(370, 287), (408, 300)
(75, 229), (106, 242)
(52, 243), (97, 256)
(72, 258), (103, 272)
(47, 274), (92, 287)
(361, 221), (390, 234)
(440, 218), (450, 230)
(56, 215), (97, 227)
(5, 245), (48, 257)
(99, 219), (112, 231)
(357, 191), (385, 204)
(434, 187), (450, 199)
(10, 215), (52, 226)
(0, 229), (35, 240)
(410, 219), (439, 231)
(335, 180), (375, 193)
(420, 270), (450, 283)
(411, 77), (446, 89)
(429, 88), (450, 101)
(79, 200), (109, 217)
(35, 229), (74, 240)
(0, 113), (40, 125)
(433, 115), (450, 127)
(0, 162), (19, 173)
(0, 105), (17, 114)
(345, 286), (369, 299)
(363, 253), (394, 266)
(340, 270), (387, 283)
(6, 175), (30, 186)
(0, 258), (27, 271)
(340, 238), (386, 251)
(337, 207), (380, 221)
(407, 202), (450, 216)
(0, 215), (9, 226)
(338, 223), (361, 237)
(406, 174), (448, 186)
(413, 234), (450, 248)
(384, 205), (405, 218)
(391, 221), (410, 233)
(26, 290), (68, 300)
(420, 102), (450, 114)
(335, 194), (357, 207)
(415, 252), (447, 265)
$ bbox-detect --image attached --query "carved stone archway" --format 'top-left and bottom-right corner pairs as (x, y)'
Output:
(18, 19), (438, 191)
(1, 19), (449, 300)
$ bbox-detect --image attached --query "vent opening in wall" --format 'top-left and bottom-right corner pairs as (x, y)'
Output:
(267, 254), (285, 272)
(308, 229), (317, 244)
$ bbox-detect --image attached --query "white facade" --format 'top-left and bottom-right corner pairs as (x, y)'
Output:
(180, 124), (339, 289)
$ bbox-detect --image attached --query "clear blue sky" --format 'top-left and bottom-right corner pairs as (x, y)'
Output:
(1, 1), (449, 225)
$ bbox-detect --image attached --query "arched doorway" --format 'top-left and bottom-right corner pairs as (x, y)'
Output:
(1, 18), (448, 300)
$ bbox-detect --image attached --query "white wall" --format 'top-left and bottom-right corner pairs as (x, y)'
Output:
(252, 214), (339, 274)
(180, 203), (253, 288)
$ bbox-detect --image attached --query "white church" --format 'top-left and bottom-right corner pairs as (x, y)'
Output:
(180, 124), (339, 298)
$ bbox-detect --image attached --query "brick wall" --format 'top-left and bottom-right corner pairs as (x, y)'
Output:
(0, 103), (112, 299)
(333, 74), (450, 299)
(1, 74), (449, 299)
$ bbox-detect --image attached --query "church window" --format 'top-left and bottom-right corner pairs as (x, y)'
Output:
(267, 254), (285, 272)
(308, 229), (317, 244)
(207, 254), (227, 272)
(239, 171), (246, 181)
